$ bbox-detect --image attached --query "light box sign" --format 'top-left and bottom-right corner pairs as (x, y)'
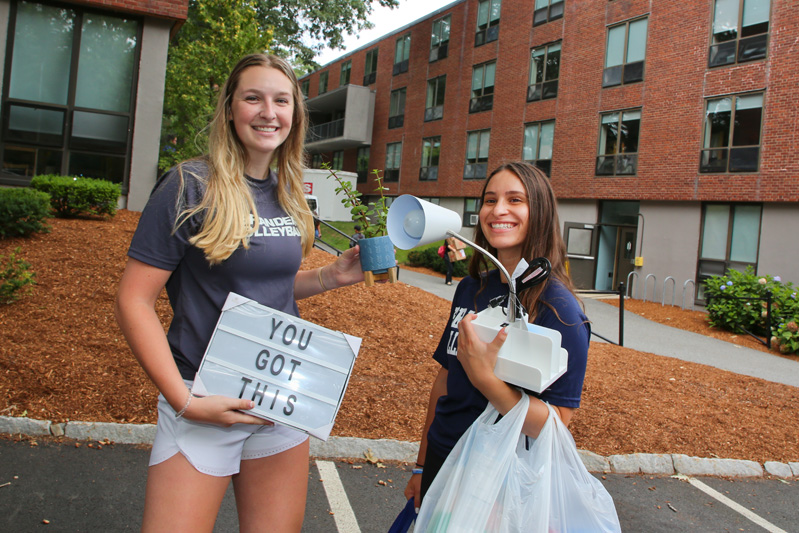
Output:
(192, 293), (361, 441)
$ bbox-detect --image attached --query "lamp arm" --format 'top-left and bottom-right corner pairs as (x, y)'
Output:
(445, 230), (521, 324)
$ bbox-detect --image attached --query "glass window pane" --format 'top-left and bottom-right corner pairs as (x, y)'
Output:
(523, 125), (539, 160)
(431, 20), (441, 46)
(477, 1), (489, 27)
(605, 25), (626, 68)
(472, 66), (483, 91)
(10, 2), (75, 105)
(7, 105), (65, 145)
(705, 98), (732, 148)
(436, 77), (446, 104)
(546, 45), (561, 80)
(567, 228), (593, 255)
(530, 48), (545, 85)
(442, 17), (451, 40)
(75, 14), (138, 112)
(733, 105), (762, 146)
(478, 131), (490, 159)
(626, 19), (648, 63)
(742, 0), (770, 29)
(736, 93), (763, 110)
(467, 133), (478, 159)
(68, 152), (125, 182)
(71, 111), (128, 146)
(485, 63), (496, 87)
(535, 0), (548, 8)
(713, 0), (739, 42)
(490, 0), (501, 22)
(540, 122), (555, 159)
(701, 205), (730, 259)
(729, 205), (761, 262)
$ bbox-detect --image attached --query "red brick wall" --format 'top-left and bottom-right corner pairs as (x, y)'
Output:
(67, 0), (188, 21)
(302, 0), (799, 203)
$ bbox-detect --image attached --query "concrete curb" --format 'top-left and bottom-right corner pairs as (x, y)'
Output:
(3, 416), (797, 479)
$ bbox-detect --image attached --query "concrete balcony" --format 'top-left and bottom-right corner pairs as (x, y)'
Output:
(305, 84), (375, 153)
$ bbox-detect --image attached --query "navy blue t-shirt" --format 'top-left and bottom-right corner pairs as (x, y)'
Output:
(427, 270), (590, 458)
(128, 161), (303, 379)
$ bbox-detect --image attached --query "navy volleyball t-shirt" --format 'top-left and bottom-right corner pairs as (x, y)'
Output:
(426, 270), (590, 459)
(128, 161), (303, 379)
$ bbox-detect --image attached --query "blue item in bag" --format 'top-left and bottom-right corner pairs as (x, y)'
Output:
(388, 497), (416, 533)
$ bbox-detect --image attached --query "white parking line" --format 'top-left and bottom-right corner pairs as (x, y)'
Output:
(317, 460), (362, 533)
(675, 474), (788, 533)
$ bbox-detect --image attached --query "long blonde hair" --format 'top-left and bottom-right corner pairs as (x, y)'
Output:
(176, 54), (313, 264)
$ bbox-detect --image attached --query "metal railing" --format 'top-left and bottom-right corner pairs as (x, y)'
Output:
(578, 281), (626, 346)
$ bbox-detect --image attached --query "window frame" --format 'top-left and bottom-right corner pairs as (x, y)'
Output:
(318, 71), (329, 95)
(388, 87), (406, 129)
(595, 109), (641, 176)
(420, 136), (441, 181)
(533, 0), (564, 27)
(385, 141), (402, 182)
(700, 92), (763, 174)
(528, 41), (561, 102)
(709, 0), (771, 68)
(470, 61), (496, 114)
(425, 75), (446, 122)
(339, 60), (351, 86)
(464, 197), (482, 227)
(356, 146), (370, 183)
(602, 17), (648, 88)
(522, 120), (555, 176)
(364, 48), (378, 85)
(475, 0), (502, 46)
(393, 33), (411, 75)
(430, 14), (451, 62)
(300, 79), (310, 98)
(464, 129), (490, 179)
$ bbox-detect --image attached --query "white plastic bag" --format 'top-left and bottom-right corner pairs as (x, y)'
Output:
(416, 394), (621, 533)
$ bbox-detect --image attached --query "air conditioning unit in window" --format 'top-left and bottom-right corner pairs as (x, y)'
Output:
(469, 214), (479, 226)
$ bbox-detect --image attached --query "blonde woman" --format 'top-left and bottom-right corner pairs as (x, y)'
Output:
(116, 54), (363, 532)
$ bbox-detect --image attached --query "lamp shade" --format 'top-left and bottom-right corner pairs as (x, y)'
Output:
(387, 195), (463, 250)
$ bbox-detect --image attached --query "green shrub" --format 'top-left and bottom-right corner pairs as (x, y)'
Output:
(30, 174), (120, 218)
(704, 266), (798, 354)
(407, 246), (472, 277)
(0, 188), (51, 238)
(0, 247), (36, 304)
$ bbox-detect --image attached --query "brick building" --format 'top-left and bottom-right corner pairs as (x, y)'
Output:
(0, 0), (188, 210)
(300, 0), (799, 297)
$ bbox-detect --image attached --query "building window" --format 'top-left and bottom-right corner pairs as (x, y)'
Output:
(394, 33), (411, 75)
(475, 0), (501, 46)
(533, 0), (564, 26)
(310, 153), (324, 168)
(364, 48), (378, 85)
(603, 18), (648, 88)
(596, 110), (640, 176)
(465, 130), (490, 179)
(1, 1), (140, 186)
(528, 42), (561, 102)
(331, 150), (344, 170)
(388, 88), (406, 129)
(464, 198), (482, 226)
(709, 0), (770, 68)
(697, 203), (761, 299)
(701, 93), (762, 173)
(430, 15), (451, 62)
(300, 79), (309, 98)
(420, 137), (441, 181)
(356, 146), (370, 183)
(319, 71), (329, 94)
(385, 142), (402, 182)
(470, 61), (496, 114)
(425, 76), (446, 122)
(523, 121), (555, 176)
(340, 60), (351, 86)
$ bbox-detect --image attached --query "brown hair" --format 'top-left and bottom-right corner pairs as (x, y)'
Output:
(468, 161), (580, 321)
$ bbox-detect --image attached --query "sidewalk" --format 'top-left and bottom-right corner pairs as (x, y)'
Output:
(2, 268), (798, 478)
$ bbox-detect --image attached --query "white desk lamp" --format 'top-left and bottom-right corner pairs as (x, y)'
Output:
(387, 195), (568, 392)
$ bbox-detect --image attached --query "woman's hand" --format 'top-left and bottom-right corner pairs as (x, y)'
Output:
(404, 474), (422, 512)
(327, 245), (365, 288)
(183, 395), (274, 427)
(456, 313), (508, 393)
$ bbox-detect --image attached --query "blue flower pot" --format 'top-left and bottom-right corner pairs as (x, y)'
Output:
(359, 235), (395, 274)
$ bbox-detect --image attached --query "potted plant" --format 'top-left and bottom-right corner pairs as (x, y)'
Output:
(326, 165), (397, 286)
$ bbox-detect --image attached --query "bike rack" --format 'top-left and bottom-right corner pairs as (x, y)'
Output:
(643, 274), (657, 302)
(682, 280), (696, 311)
(626, 271), (639, 299)
(662, 276), (676, 307)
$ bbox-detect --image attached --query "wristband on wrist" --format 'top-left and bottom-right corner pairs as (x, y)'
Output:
(412, 467), (423, 475)
(175, 388), (192, 419)
(317, 267), (328, 291)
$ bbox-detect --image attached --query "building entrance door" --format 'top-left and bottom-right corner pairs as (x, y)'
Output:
(564, 222), (597, 289)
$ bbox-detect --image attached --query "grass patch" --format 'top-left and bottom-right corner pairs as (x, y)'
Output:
(316, 220), (445, 264)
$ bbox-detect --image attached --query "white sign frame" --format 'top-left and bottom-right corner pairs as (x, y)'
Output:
(192, 293), (361, 441)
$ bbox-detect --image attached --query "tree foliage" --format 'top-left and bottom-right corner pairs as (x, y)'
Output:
(159, 0), (397, 170)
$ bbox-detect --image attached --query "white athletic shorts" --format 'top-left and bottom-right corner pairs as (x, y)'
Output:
(149, 383), (308, 477)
